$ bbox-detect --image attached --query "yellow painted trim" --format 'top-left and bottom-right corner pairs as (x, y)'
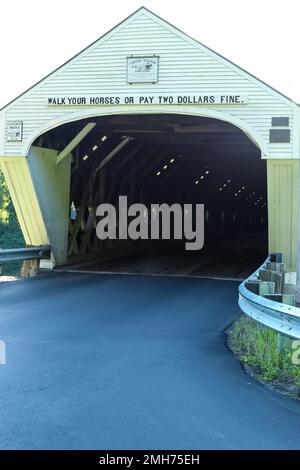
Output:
(267, 159), (299, 271)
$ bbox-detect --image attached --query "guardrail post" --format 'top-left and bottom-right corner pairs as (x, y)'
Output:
(239, 252), (300, 344)
(265, 294), (295, 306)
(279, 294), (295, 354)
(245, 280), (275, 295)
(259, 281), (276, 296)
(265, 261), (285, 274)
(20, 244), (39, 278)
(259, 269), (284, 294)
(277, 334), (290, 353)
(269, 252), (283, 263)
(264, 293), (295, 352)
(21, 259), (39, 278)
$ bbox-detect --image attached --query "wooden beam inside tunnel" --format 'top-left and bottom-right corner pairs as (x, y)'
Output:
(160, 156), (186, 182)
(95, 137), (131, 172)
(116, 143), (144, 172)
(139, 150), (169, 179)
(56, 122), (96, 164)
(65, 113), (265, 259)
(121, 148), (157, 183)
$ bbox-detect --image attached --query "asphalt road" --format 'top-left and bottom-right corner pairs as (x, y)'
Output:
(0, 272), (300, 450)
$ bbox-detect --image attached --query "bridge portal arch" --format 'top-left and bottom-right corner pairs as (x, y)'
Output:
(24, 106), (269, 158)
(0, 6), (299, 274)
(18, 111), (270, 276)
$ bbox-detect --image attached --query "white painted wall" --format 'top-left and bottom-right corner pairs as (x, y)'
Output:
(28, 146), (71, 264)
(0, 7), (298, 159)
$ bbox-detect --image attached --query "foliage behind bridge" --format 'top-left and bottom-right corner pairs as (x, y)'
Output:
(0, 169), (24, 275)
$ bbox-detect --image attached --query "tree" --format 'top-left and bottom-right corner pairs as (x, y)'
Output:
(0, 169), (10, 224)
(0, 169), (24, 248)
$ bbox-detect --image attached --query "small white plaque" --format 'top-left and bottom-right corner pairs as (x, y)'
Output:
(127, 56), (159, 83)
(6, 121), (23, 141)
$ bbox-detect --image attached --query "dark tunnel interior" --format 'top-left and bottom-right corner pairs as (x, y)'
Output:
(33, 114), (268, 278)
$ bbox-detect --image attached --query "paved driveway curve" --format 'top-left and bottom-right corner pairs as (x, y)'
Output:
(0, 272), (299, 449)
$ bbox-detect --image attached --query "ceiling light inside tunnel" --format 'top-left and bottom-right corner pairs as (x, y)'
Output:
(83, 155), (89, 161)
(234, 193), (238, 196)
(163, 165), (168, 170)
(156, 171), (161, 176)
(227, 179), (231, 183)
(195, 180), (199, 185)
(170, 158), (175, 163)
(200, 175), (204, 180)
(92, 145), (98, 151)
(205, 170), (209, 175)
(101, 135), (107, 142)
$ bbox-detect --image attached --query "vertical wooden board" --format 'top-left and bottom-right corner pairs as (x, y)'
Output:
(291, 160), (299, 271)
(267, 159), (299, 271)
(9, 160), (45, 244)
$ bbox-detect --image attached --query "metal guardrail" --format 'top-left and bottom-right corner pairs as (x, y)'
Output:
(238, 255), (300, 340)
(0, 245), (51, 264)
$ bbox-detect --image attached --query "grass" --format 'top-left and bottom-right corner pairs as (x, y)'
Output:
(227, 315), (300, 393)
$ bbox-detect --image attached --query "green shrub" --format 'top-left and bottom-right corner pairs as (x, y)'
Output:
(228, 315), (300, 385)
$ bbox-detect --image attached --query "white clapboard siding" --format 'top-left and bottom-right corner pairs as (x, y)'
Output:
(0, 7), (299, 158)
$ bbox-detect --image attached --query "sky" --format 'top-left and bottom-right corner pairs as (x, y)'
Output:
(0, 0), (299, 108)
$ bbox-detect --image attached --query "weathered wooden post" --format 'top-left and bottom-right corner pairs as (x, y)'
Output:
(21, 245), (40, 278)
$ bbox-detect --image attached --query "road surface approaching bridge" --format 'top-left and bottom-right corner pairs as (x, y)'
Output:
(0, 272), (300, 449)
